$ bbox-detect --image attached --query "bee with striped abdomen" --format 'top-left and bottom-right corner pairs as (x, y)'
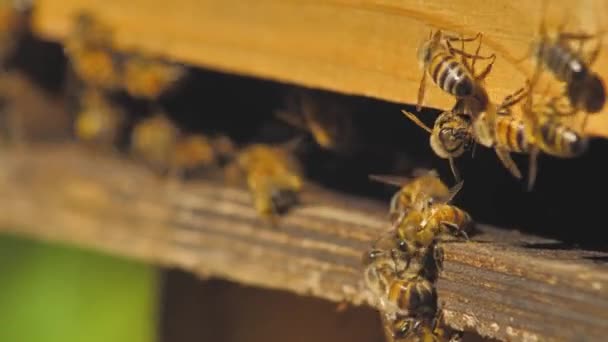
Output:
(416, 30), (495, 112)
(224, 143), (303, 224)
(519, 82), (589, 190)
(524, 15), (606, 128)
(401, 110), (473, 182)
(389, 311), (463, 342)
(463, 86), (533, 179)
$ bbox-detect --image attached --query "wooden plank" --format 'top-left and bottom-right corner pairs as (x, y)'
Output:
(31, 0), (608, 137)
(1, 144), (607, 341)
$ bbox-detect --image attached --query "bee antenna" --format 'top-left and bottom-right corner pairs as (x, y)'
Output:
(401, 110), (433, 134)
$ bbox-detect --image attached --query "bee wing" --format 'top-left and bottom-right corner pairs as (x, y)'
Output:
(368, 174), (411, 187)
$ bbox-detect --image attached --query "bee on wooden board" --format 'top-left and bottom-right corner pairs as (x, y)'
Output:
(64, 12), (123, 91)
(224, 142), (303, 224)
(400, 110), (473, 182)
(74, 87), (125, 148)
(363, 245), (439, 319)
(520, 9), (606, 129)
(369, 170), (464, 227)
(387, 311), (462, 342)
(130, 112), (229, 176)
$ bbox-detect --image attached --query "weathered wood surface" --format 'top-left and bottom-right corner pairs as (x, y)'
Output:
(1, 144), (607, 341)
(31, 0), (608, 137)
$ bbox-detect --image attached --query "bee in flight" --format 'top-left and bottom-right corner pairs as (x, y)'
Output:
(401, 110), (473, 182)
(224, 142), (303, 224)
(274, 89), (356, 154)
(520, 8), (606, 129)
(518, 81), (589, 190)
(121, 53), (187, 100)
(64, 12), (123, 91)
(130, 112), (229, 177)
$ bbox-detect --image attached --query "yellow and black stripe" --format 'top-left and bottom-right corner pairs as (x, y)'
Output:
(494, 116), (530, 153)
(538, 119), (588, 157)
(428, 51), (475, 98)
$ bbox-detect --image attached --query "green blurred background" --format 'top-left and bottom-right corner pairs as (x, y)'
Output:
(0, 233), (158, 342)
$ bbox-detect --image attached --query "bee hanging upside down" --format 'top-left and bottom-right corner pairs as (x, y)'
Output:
(224, 143), (303, 224)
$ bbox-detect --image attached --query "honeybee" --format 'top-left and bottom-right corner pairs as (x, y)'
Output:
(130, 113), (179, 172)
(275, 89), (355, 154)
(416, 30), (495, 113)
(74, 88), (125, 147)
(524, 15), (605, 128)
(462, 87), (533, 179)
(364, 225), (444, 283)
(388, 311), (462, 342)
(401, 110), (473, 181)
(64, 12), (122, 90)
(363, 245), (439, 318)
(224, 143), (303, 223)
(369, 170), (463, 225)
(121, 53), (186, 99)
(520, 82), (589, 190)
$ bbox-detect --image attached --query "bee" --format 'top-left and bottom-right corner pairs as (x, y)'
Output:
(64, 12), (122, 90)
(369, 170), (463, 226)
(275, 89), (355, 154)
(74, 88), (125, 147)
(401, 110), (473, 181)
(130, 113), (180, 172)
(524, 15), (605, 127)
(224, 143), (303, 223)
(389, 311), (463, 342)
(364, 224), (444, 283)
(121, 53), (187, 99)
(416, 30), (496, 112)
(520, 83), (589, 190)
(462, 86), (533, 179)
(363, 246), (439, 318)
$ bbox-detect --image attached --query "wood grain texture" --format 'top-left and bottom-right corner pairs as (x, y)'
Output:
(31, 0), (608, 137)
(1, 144), (608, 341)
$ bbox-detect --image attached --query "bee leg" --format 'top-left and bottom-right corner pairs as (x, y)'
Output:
(440, 221), (468, 240)
(494, 148), (522, 179)
(527, 147), (540, 191)
(446, 179), (464, 203)
(500, 87), (528, 109)
(448, 157), (461, 183)
(417, 67), (428, 112)
(473, 54), (496, 82)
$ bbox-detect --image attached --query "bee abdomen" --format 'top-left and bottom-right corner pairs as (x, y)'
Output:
(542, 43), (588, 84)
(495, 117), (530, 153)
(539, 120), (588, 157)
(429, 53), (474, 98)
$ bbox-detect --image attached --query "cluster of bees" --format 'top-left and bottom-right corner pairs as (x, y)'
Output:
(358, 14), (606, 341)
(403, 24), (604, 190)
(362, 171), (470, 341)
(64, 12), (308, 224)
